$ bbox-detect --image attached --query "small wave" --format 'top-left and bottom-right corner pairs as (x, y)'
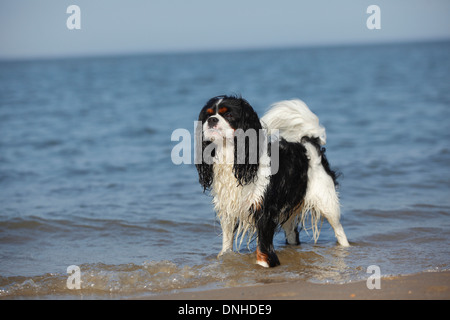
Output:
(122, 126), (157, 138)
(0, 170), (39, 183)
(33, 139), (64, 150)
(0, 215), (214, 240)
(0, 216), (72, 232)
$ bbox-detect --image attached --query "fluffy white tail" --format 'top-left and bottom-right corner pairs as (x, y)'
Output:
(261, 99), (326, 145)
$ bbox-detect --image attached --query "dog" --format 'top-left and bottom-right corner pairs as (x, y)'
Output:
(196, 95), (349, 267)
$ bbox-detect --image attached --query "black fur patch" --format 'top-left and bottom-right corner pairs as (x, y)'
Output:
(252, 139), (309, 257)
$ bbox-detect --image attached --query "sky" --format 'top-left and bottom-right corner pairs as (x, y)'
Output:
(1, 0), (449, 59)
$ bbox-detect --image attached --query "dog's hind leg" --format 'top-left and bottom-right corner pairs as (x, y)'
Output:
(307, 189), (349, 247)
(303, 142), (350, 247)
(321, 206), (349, 247)
(282, 214), (300, 245)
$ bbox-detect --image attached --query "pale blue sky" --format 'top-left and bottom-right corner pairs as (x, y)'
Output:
(1, 0), (449, 59)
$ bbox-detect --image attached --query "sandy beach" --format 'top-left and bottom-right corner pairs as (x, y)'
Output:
(146, 271), (450, 300)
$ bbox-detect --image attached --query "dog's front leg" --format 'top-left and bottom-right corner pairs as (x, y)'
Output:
(217, 215), (235, 257)
(256, 219), (280, 267)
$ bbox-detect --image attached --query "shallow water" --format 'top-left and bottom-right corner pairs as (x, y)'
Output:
(1, 41), (449, 298)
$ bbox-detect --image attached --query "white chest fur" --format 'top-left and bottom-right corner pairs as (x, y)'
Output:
(210, 147), (272, 247)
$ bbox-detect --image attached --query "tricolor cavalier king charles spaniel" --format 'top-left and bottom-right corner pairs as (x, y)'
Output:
(196, 95), (349, 268)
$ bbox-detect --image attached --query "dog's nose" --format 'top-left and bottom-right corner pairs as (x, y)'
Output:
(207, 117), (219, 127)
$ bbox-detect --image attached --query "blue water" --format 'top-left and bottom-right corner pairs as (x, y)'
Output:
(1, 41), (449, 298)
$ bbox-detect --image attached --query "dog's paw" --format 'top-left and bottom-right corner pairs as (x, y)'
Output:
(256, 248), (280, 268)
(217, 248), (233, 259)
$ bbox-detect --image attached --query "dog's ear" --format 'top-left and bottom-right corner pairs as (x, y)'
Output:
(195, 140), (215, 192)
(195, 108), (215, 192)
(233, 99), (262, 186)
(238, 98), (262, 133)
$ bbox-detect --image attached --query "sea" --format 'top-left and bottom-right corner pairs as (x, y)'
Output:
(1, 40), (449, 299)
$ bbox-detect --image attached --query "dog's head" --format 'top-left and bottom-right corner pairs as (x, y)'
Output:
(198, 95), (261, 142)
(196, 95), (262, 191)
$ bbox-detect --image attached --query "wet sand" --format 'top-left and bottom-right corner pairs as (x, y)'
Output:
(146, 271), (450, 300)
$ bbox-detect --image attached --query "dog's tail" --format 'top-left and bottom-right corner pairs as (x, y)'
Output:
(261, 99), (326, 145)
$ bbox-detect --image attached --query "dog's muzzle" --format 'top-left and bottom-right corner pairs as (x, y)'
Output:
(207, 117), (219, 128)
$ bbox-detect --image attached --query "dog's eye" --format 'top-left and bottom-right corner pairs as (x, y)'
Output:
(224, 112), (233, 118)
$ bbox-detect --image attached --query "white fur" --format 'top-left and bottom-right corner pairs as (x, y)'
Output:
(261, 99), (327, 145)
(211, 138), (272, 255)
(256, 259), (270, 268)
(203, 114), (235, 144)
